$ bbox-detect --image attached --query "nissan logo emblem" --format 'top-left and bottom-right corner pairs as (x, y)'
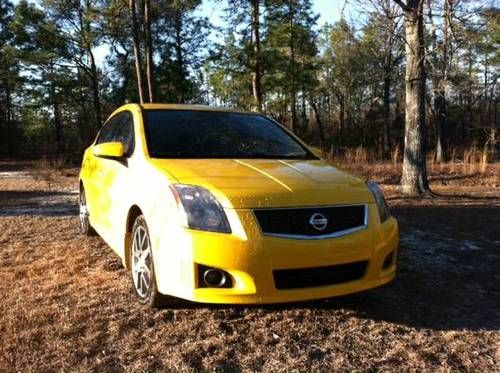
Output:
(309, 213), (328, 231)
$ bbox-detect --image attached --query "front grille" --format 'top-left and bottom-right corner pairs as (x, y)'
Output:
(273, 261), (368, 290)
(253, 205), (366, 238)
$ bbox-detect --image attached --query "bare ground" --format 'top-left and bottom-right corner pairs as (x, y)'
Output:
(0, 160), (499, 371)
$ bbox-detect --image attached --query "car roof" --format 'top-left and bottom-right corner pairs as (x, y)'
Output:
(106, 103), (261, 126)
(139, 103), (249, 114)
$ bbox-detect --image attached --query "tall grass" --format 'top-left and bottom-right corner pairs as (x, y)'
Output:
(480, 145), (489, 174)
(332, 144), (491, 177)
(30, 156), (71, 190)
(343, 146), (369, 164)
(391, 146), (401, 166)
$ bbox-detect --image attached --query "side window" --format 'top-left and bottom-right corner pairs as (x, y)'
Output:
(95, 111), (135, 157)
(114, 112), (135, 157)
(96, 116), (118, 145)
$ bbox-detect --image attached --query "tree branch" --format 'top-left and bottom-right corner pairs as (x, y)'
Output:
(393, 0), (409, 12)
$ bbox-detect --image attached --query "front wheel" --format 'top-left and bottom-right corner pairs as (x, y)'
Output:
(130, 215), (164, 307)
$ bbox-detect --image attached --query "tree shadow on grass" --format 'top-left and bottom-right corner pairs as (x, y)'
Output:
(0, 160), (35, 172)
(0, 190), (78, 217)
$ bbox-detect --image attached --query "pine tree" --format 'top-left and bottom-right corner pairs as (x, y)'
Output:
(0, 0), (20, 156)
(156, 0), (210, 103)
(264, 0), (318, 133)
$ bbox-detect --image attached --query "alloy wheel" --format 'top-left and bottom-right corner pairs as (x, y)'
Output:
(131, 225), (153, 298)
(79, 190), (90, 234)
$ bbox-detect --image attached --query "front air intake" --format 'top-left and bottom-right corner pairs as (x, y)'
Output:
(273, 261), (368, 290)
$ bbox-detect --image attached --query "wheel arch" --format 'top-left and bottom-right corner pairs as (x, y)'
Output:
(124, 204), (144, 269)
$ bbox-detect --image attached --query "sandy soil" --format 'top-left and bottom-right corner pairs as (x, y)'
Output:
(0, 160), (499, 371)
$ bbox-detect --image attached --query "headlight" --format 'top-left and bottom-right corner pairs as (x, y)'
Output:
(170, 184), (231, 233)
(366, 181), (391, 223)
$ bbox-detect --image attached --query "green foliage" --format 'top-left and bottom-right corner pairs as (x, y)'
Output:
(0, 0), (498, 159)
(209, 0), (319, 131)
(264, 0), (318, 129)
(208, 1), (255, 109)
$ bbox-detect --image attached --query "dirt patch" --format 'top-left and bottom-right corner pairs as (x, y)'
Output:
(0, 161), (498, 371)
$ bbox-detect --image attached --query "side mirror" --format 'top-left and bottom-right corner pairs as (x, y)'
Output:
(308, 146), (323, 159)
(93, 142), (125, 159)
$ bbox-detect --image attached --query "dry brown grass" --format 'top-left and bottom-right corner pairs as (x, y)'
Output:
(29, 157), (74, 191)
(0, 160), (499, 371)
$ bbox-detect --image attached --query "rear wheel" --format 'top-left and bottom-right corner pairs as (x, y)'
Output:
(79, 188), (96, 236)
(130, 215), (164, 307)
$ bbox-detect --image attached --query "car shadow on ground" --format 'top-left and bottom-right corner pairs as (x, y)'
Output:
(161, 204), (500, 332)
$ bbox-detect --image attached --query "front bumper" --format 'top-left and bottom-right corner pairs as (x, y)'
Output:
(154, 203), (399, 304)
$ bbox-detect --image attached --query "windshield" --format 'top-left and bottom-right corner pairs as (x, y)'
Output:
(143, 110), (315, 159)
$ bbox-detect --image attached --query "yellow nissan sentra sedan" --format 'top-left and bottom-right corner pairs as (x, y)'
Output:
(79, 103), (399, 307)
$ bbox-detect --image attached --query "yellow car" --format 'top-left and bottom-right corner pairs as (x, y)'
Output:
(79, 103), (399, 307)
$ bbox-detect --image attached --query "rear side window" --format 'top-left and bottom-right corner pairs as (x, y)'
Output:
(96, 111), (135, 157)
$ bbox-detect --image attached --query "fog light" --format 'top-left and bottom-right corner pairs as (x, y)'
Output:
(198, 265), (232, 288)
(383, 251), (394, 269)
(204, 269), (227, 287)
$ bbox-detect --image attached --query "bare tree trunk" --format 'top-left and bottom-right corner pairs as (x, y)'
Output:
(174, 8), (185, 103)
(144, 0), (155, 102)
(428, 0), (449, 163)
(311, 100), (326, 151)
(289, 1), (297, 132)
(81, 0), (102, 132)
(338, 92), (345, 145)
(130, 0), (145, 104)
(383, 72), (391, 158)
(436, 0), (451, 162)
(251, 0), (262, 111)
(434, 87), (445, 162)
(88, 50), (102, 131)
(50, 62), (63, 152)
(3, 78), (13, 157)
(464, 45), (473, 142)
(399, 0), (430, 195)
(291, 93), (297, 132)
(76, 68), (89, 145)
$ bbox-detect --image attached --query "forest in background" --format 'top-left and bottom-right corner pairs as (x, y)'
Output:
(0, 0), (498, 192)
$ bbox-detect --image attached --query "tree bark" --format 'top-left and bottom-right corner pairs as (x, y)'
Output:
(3, 78), (13, 157)
(428, 0), (449, 163)
(174, 8), (185, 103)
(311, 100), (325, 151)
(338, 92), (345, 145)
(399, 0), (430, 195)
(49, 62), (63, 152)
(289, 1), (297, 132)
(144, 0), (155, 102)
(251, 0), (262, 111)
(434, 87), (445, 162)
(88, 49), (102, 131)
(383, 72), (391, 158)
(130, 0), (145, 104)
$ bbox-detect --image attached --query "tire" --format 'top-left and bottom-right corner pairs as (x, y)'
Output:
(130, 215), (164, 308)
(79, 188), (96, 236)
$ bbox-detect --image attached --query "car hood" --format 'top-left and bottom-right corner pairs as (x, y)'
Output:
(150, 158), (374, 208)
